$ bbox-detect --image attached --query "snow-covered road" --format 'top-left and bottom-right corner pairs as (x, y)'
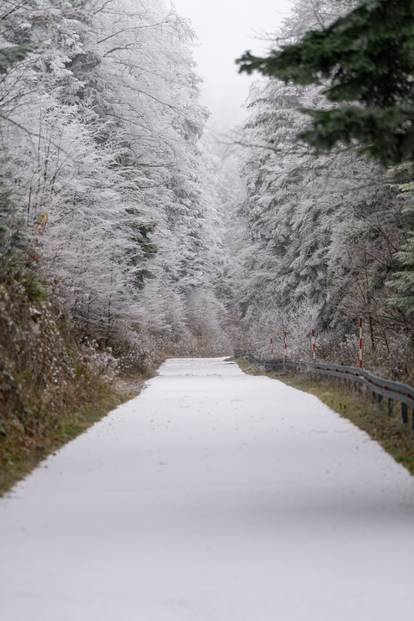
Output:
(1, 358), (414, 620)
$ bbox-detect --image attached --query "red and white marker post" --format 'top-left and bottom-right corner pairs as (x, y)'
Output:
(311, 329), (317, 361)
(358, 318), (364, 369)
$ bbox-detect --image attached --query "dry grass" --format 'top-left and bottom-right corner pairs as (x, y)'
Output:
(0, 377), (145, 496)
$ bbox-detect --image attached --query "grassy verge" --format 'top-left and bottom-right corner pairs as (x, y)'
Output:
(0, 376), (147, 496)
(236, 358), (414, 477)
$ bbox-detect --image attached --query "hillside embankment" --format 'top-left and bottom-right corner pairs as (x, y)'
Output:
(0, 275), (148, 495)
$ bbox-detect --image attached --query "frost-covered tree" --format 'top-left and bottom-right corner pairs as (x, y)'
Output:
(227, 0), (414, 372)
(0, 0), (229, 359)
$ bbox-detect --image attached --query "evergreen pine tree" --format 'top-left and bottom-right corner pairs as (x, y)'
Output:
(0, 46), (31, 73)
(392, 236), (414, 315)
(238, 0), (414, 166)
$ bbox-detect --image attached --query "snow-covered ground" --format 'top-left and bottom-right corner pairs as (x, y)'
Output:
(1, 358), (414, 620)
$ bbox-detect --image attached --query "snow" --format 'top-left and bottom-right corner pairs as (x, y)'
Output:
(1, 357), (414, 620)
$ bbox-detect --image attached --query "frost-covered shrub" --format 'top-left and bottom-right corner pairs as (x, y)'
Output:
(81, 340), (119, 381)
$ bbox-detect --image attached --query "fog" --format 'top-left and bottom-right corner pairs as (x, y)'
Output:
(173, 0), (293, 130)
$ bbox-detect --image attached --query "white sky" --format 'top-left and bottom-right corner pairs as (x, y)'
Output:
(172, 0), (293, 131)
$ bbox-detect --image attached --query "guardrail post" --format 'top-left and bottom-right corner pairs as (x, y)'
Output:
(401, 402), (409, 426)
(373, 393), (384, 412)
(387, 399), (394, 417)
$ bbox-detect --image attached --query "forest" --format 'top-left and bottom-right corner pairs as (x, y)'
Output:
(1, 0), (414, 436)
(232, 0), (414, 377)
(2, 1), (414, 615)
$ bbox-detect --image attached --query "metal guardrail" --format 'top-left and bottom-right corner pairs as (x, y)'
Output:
(237, 353), (414, 429)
